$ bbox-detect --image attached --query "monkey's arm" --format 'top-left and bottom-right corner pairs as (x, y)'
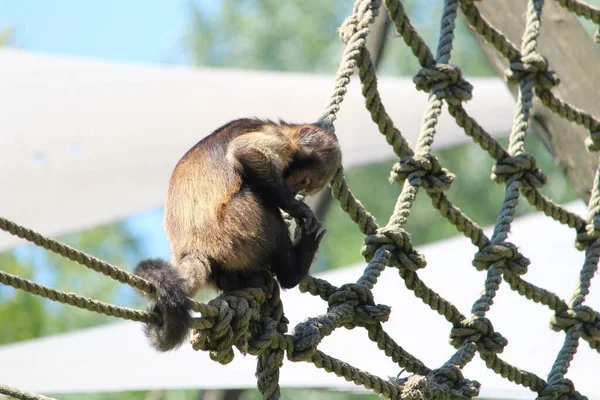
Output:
(227, 132), (319, 232)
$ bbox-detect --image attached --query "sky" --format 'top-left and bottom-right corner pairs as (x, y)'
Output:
(1, 1), (218, 279)
(0, 0), (215, 65)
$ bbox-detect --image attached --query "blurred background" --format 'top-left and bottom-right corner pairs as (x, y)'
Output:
(1, 1), (599, 399)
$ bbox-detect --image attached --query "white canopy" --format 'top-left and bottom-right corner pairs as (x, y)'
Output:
(0, 49), (515, 252)
(1, 201), (598, 400)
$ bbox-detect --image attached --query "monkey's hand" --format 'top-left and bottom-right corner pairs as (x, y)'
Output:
(295, 223), (326, 252)
(287, 200), (320, 234)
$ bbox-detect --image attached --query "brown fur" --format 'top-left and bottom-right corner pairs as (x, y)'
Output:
(165, 118), (341, 295)
(133, 118), (341, 351)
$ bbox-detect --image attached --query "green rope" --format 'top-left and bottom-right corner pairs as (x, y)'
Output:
(0, 216), (156, 296)
(536, 88), (600, 150)
(2, 0), (600, 399)
(365, 322), (430, 375)
(458, 0), (520, 61)
(555, 0), (600, 24)
(330, 167), (379, 235)
(0, 383), (56, 400)
(544, 160), (600, 396)
(309, 350), (401, 399)
(321, 0), (381, 125)
(357, 46), (413, 158)
(385, 0), (436, 67)
(322, 0), (382, 238)
(0, 215), (210, 314)
(0, 270), (156, 324)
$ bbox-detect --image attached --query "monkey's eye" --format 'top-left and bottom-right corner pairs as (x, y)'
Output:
(300, 177), (311, 186)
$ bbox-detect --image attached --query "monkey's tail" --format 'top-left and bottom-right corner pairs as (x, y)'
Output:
(133, 259), (192, 351)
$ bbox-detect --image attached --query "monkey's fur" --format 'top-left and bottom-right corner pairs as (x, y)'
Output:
(134, 118), (342, 351)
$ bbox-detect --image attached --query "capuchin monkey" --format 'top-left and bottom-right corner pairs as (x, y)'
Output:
(134, 118), (342, 351)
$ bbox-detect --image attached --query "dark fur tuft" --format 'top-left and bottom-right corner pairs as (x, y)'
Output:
(133, 259), (192, 351)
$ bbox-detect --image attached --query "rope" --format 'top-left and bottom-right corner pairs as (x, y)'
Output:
(0, 215), (210, 315)
(0, 270), (156, 324)
(0, 383), (56, 400)
(0, 216), (156, 296)
(555, 0), (600, 24)
(1, 0), (600, 399)
(321, 0), (382, 125)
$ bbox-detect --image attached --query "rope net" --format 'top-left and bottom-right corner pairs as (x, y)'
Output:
(2, 0), (600, 399)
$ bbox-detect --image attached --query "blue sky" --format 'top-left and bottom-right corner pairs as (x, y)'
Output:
(0, 0), (215, 65)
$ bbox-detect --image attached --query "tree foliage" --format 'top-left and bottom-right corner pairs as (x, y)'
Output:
(0, 223), (145, 345)
(181, 0), (494, 76)
(0, 26), (14, 47)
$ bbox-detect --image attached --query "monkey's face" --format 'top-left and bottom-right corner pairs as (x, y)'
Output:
(286, 165), (337, 196)
(291, 125), (342, 195)
(286, 169), (320, 195)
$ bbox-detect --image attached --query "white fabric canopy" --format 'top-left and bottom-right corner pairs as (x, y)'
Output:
(1, 201), (598, 399)
(0, 49), (515, 252)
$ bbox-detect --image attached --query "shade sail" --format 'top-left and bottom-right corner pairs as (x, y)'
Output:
(0, 49), (515, 252)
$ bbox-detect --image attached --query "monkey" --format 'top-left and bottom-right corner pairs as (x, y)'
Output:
(133, 118), (342, 351)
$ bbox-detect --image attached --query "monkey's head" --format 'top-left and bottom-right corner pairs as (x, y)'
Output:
(286, 125), (342, 196)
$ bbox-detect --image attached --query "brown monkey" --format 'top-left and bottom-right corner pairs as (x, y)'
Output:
(134, 118), (342, 351)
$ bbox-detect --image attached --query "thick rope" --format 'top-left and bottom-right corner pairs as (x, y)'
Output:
(542, 160), (600, 400)
(321, 0), (382, 125)
(357, 46), (413, 158)
(0, 216), (156, 296)
(0, 270), (156, 323)
(555, 0), (600, 24)
(0, 215), (212, 315)
(310, 350), (401, 399)
(0, 383), (56, 400)
(322, 0), (382, 237)
(381, 0), (599, 397)
(1, 0), (600, 399)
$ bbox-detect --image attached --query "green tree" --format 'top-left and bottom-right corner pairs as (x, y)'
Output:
(0, 26), (14, 46)
(182, 1), (493, 76)
(182, 0), (350, 72)
(0, 223), (146, 345)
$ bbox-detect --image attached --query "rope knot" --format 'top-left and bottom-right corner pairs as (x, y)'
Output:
(575, 221), (600, 250)
(551, 305), (600, 341)
(472, 242), (529, 274)
(287, 322), (321, 362)
(395, 367), (480, 400)
(362, 226), (427, 272)
(390, 153), (455, 192)
(190, 287), (269, 364)
(338, 15), (358, 43)
(506, 53), (560, 89)
(491, 153), (547, 188)
(338, 0), (380, 44)
(328, 283), (373, 307)
(413, 63), (473, 104)
(538, 378), (579, 400)
(328, 284), (390, 327)
(450, 317), (508, 355)
(248, 282), (290, 355)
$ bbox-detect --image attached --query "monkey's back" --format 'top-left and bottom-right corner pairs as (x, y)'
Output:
(164, 120), (286, 271)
